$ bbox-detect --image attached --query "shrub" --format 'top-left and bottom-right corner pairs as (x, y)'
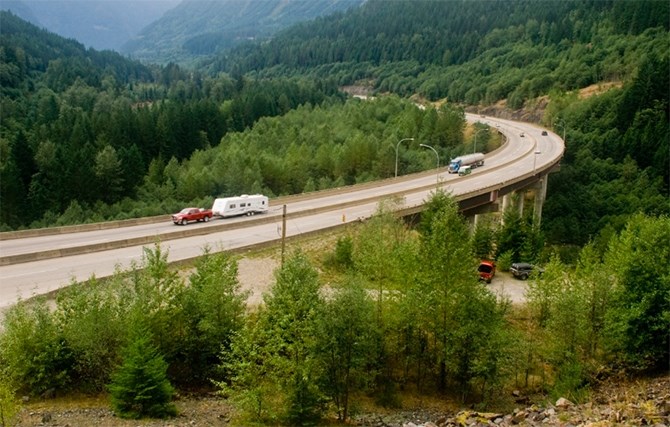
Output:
(108, 330), (176, 419)
(0, 373), (20, 427)
(0, 301), (74, 396)
(324, 235), (354, 270)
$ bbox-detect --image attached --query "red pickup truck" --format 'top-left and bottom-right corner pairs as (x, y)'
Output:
(172, 208), (213, 225)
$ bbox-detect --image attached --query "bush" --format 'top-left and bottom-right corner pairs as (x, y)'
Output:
(0, 301), (74, 396)
(0, 374), (20, 427)
(108, 330), (176, 419)
(324, 235), (354, 270)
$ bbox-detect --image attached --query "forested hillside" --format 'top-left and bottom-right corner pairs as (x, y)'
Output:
(0, 11), (353, 229)
(122, 0), (365, 65)
(214, 0), (668, 105)
(1, 1), (668, 246)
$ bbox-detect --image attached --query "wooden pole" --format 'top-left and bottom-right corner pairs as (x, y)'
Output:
(281, 204), (287, 266)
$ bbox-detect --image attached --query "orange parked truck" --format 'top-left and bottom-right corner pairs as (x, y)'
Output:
(478, 260), (496, 283)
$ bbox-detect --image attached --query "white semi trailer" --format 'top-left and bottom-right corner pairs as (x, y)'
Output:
(447, 152), (485, 173)
(212, 194), (269, 218)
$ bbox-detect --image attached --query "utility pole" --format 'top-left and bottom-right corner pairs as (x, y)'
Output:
(281, 204), (287, 267)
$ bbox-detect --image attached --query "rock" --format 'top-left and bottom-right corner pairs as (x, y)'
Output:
(41, 412), (52, 422)
(22, 395), (30, 403)
(41, 388), (56, 399)
(511, 410), (526, 424)
(556, 397), (574, 408)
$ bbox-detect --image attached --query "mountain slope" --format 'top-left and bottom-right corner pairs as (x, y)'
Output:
(1, 0), (179, 51)
(121, 0), (364, 65)
(211, 0), (668, 106)
(0, 10), (154, 92)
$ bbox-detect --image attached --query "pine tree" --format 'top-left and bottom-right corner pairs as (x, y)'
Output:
(108, 330), (176, 419)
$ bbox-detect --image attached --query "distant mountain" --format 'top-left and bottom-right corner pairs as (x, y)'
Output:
(121, 0), (364, 66)
(0, 10), (154, 93)
(0, 0), (179, 51)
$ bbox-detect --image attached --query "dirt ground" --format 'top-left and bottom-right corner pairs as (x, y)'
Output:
(487, 271), (528, 304)
(237, 256), (280, 306)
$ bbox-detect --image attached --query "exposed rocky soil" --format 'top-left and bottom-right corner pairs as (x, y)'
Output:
(14, 373), (670, 426)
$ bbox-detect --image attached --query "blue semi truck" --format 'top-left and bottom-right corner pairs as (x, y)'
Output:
(447, 152), (485, 173)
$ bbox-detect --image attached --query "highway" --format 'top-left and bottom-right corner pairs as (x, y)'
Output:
(0, 114), (564, 307)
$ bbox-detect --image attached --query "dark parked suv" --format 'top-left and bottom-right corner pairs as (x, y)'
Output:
(510, 262), (544, 280)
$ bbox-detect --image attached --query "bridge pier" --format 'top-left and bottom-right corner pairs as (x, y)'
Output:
(533, 177), (548, 227)
(500, 194), (511, 225)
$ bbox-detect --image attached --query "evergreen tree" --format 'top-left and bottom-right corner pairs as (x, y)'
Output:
(315, 278), (378, 422)
(108, 329), (176, 419)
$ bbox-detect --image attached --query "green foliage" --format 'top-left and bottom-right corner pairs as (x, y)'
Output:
(264, 251), (325, 424)
(496, 201), (543, 262)
(324, 235), (354, 271)
(220, 251), (326, 424)
(472, 221), (496, 260)
(221, 1), (668, 105)
(496, 251), (513, 272)
(217, 317), (281, 424)
(543, 52), (669, 245)
(603, 214), (670, 372)
(0, 372), (20, 427)
(0, 300), (74, 396)
(0, 243), (250, 397)
(410, 190), (512, 397)
(550, 355), (589, 403)
(108, 329), (176, 419)
(182, 248), (248, 383)
(315, 278), (378, 422)
(354, 199), (414, 282)
(54, 278), (127, 392)
(0, 13), (348, 230)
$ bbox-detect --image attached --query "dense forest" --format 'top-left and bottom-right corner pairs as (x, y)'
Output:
(122, 0), (365, 65)
(213, 0), (668, 105)
(1, 1), (668, 245)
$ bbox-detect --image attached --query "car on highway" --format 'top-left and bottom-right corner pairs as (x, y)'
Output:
(541, 130), (548, 135)
(478, 260), (496, 283)
(458, 165), (472, 176)
(172, 207), (213, 225)
(519, 132), (525, 137)
(510, 262), (544, 280)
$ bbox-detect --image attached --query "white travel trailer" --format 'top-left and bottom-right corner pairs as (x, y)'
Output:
(212, 194), (269, 218)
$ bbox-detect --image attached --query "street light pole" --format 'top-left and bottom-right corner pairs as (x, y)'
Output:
(420, 143), (440, 183)
(554, 119), (566, 143)
(395, 137), (415, 178)
(473, 128), (487, 154)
